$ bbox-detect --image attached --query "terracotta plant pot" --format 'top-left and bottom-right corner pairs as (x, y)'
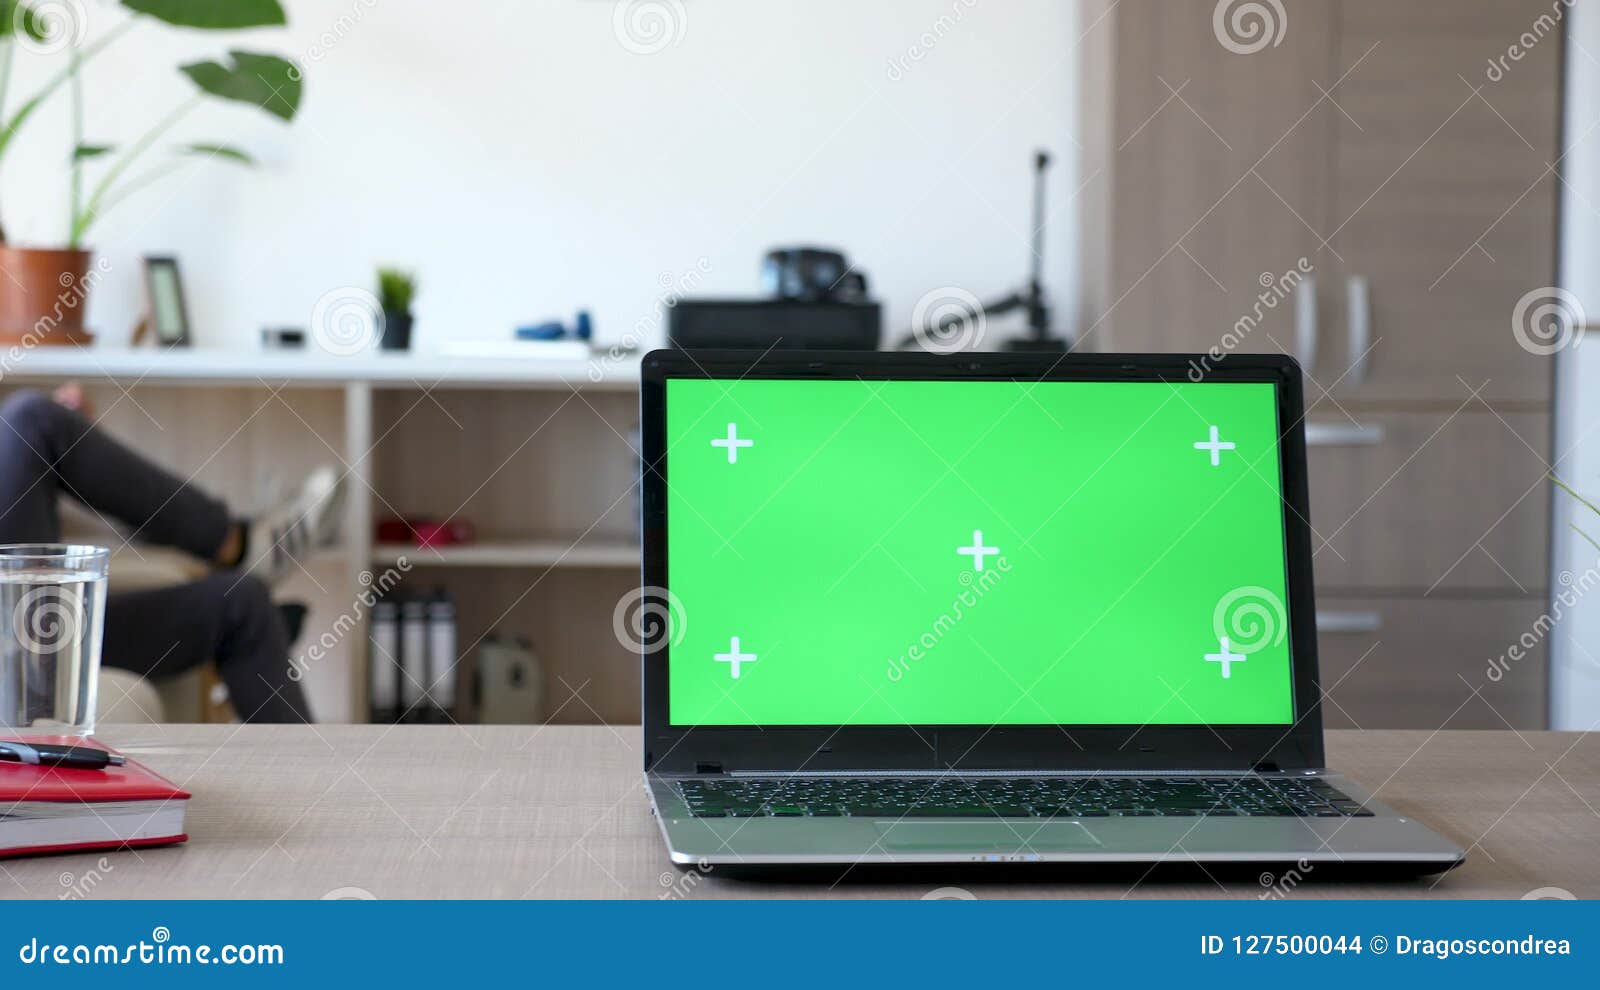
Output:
(0, 246), (95, 346)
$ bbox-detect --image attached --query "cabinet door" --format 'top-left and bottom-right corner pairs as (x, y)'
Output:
(1305, 410), (1550, 592)
(1323, 1), (1561, 403)
(1093, 0), (1336, 357)
(1316, 596), (1547, 729)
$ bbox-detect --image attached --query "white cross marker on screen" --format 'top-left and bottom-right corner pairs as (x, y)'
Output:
(711, 423), (753, 464)
(957, 530), (1000, 571)
(715, 636), (758, 679)
(1193, 425), (1237, 466)
(1205, 636), (1246, 679)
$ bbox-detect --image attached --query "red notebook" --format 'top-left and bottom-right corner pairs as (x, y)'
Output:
(1, 737), (189, 858)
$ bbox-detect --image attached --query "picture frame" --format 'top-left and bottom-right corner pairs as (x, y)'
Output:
(142, 255), (191, 347)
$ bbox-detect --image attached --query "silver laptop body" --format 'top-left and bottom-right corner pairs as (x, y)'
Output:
(638, 350), (1465, 875)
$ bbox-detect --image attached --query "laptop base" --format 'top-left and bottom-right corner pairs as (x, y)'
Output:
(685, 858), (1463, 885)
(648, 771), (1466, 877)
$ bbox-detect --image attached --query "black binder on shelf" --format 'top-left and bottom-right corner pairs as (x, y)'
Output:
(425, 591), (458, 722)
(369, 590), (461, 724)
(399, 598), (429, 722)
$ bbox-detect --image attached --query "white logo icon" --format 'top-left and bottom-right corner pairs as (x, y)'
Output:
(1212, 0), (1287, 56)
(612, 0), (687, 56)
(310, 286), (383, 356)
(11, 585), (83, 655)
(1212, 586), (1287, 654)
(1511, 286), (1585, 356)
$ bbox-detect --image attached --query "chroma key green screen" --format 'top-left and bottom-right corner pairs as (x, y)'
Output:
(665, 378), (1295, 727)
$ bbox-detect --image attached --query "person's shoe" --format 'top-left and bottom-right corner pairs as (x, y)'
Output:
(246, 466), (345, 585)
(277, 602), (310, 645)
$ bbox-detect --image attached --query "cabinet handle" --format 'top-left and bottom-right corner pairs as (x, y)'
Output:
(1294, 275), (1317, 375)
(1345, 275), (1371, 386)
(1305, 421), (1385, 446)
(1317, 610), (1383, 634)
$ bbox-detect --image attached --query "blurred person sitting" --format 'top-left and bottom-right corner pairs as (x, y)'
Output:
(0, 385), (343, 723)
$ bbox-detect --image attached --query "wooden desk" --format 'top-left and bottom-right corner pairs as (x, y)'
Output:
(3, 726), (1595, 899)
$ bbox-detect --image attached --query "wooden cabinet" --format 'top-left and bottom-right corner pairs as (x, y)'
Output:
(1315, 596), (1546, 729)
(1080, 0), (1336, 358)
(1306, 410), (1550, 592)
(1080, 0), (1561, 726)
(1085, 0), (1561, 406)
(1322, 1), (1561, 404)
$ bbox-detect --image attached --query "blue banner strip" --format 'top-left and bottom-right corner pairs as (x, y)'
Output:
(2, 900), (1588, 985)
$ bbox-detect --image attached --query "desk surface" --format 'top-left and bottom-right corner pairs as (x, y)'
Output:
(3, 726), (1594, 899)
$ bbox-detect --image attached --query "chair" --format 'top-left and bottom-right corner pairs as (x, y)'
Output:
(89, 544), (223, 725)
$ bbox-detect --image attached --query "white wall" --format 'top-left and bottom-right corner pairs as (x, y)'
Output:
(1, 0), (1082, 351)
(1553, 0), (1600, 729)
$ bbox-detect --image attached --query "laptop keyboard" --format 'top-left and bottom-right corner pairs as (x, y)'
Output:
(677, 775), (1374, 819)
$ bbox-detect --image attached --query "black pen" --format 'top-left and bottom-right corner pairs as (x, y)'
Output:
(0, 741), (125, 770)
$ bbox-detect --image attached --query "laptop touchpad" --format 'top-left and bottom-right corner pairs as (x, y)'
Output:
(876, 821), (1101, 851)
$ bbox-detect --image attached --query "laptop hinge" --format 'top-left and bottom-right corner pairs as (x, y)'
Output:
(695, 762), (724, 775)
(1252, 760), (1280, 773)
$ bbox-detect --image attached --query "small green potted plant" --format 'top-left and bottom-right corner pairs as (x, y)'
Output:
(377, 267), (417, 351)
(0, 0), (303, 345)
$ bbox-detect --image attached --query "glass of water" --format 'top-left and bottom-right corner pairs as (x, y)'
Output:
(0, 544), (109, 737)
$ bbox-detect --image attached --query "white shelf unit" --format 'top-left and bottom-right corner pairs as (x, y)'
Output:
(5, 346), (645, 724)
(366, 381), (643, 724)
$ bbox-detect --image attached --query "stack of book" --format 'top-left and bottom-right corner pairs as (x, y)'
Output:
(0, 738), (189, 858)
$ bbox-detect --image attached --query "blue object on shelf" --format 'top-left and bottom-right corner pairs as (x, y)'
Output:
(574, 310), (593, 341)
(516, 322), (567, 341)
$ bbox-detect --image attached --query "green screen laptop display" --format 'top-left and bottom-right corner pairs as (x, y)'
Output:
(664, 378), (1295, 727)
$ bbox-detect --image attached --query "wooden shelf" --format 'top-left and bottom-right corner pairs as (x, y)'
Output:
(372, 538), (639, 569)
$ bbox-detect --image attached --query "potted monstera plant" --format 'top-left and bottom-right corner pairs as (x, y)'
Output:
(0, 0), (302, 345)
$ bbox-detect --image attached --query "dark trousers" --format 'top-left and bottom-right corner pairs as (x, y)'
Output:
(0, 390), (311, 722)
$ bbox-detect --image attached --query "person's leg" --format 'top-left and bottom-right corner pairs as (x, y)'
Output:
(103, 572), (312, 723)
(0, 389), (231, 557)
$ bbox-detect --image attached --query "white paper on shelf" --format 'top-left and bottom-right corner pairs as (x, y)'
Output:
(431, 339), (592, 362)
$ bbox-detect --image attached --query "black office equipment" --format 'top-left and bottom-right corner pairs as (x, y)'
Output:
(668, 299), (880, 351)
(761, 247), (869, 302)
(896, 149), (1068, 352)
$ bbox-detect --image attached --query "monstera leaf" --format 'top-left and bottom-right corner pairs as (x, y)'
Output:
(180, 51), (301, 122)
(180, 143), (255, 165)
(121, 0), (285, 29)
(0, 0), (46, 39)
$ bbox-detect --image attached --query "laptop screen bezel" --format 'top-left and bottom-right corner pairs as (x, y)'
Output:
(639, 350), (1325, 773)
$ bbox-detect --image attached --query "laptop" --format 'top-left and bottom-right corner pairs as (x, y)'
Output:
(638, 349), (1465, 875)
